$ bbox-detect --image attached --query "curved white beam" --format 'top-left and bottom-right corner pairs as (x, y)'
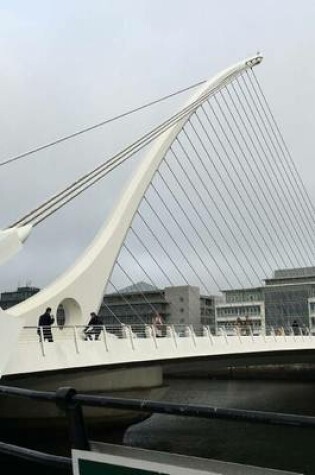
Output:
(0, 225), (32, 267)
(8, 55), (263, 325)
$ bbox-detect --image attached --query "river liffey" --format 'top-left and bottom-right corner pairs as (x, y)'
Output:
(1, 377), (315, 474)
(125, 378), (315, 475)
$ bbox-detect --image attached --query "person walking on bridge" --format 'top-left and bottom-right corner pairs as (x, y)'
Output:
(37, 307), (55, 342)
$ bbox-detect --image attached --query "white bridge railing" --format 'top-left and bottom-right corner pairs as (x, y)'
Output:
(4, 321), (315, 377)
(19, 323), (313, 357)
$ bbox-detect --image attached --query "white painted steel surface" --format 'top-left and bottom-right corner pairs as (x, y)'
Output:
(0, 225), (32, 267)
(75, 443), (302, 475)
(4, 55), (263, 331)
(1, 56), (265, 378)
(3, 324), (315, 377)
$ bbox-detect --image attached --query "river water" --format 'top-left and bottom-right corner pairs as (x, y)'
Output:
(1, 377), (315, 474)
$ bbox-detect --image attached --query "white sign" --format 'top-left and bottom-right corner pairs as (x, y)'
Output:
(72, 443), (302, 475)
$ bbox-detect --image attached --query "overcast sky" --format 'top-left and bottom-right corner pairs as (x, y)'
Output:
(0, 0), (315, 293)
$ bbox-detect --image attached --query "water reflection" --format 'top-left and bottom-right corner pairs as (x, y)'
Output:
(0, 378), (314, 474)
(124, 378), (315, 475)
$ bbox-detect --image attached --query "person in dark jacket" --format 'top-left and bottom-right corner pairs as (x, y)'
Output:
(37, 307), (55, 342)
(84, 312), (103, 340)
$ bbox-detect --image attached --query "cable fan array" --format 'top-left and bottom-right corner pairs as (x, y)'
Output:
(2, 56), (314, 327)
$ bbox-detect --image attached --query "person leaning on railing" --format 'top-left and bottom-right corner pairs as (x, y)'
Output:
(83, 312), (103, 340)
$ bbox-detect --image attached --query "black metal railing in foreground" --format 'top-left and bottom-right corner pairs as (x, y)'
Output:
(1, 384), (315, 471)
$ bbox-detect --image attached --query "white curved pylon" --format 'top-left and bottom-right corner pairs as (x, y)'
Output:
(7, 55), (263, 326)
(0, 225), (32, 267)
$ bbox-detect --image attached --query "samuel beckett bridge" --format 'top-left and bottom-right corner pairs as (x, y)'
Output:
(1, 54), (315, 384)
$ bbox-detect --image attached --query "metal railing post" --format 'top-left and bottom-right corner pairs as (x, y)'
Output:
(221, 327), (228, 344)
(282, 327), (287, 342)
(127, 325), (135, 350)
(73, 326), (80, 354)
(55, 387), (90, 451)
(170, 325), (177, 348)
(39, 327), (45, 356)
(150, 325), (158, 349)
(205, 326), (214, 346)
(102, 325), (108, 351)
(189, 325), (196, 347)
(235, 326), (242, 343)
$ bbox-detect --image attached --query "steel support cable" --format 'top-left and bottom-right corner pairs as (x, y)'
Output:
(11, 93), (213, 227)
(177, 138), (270, 286)
(210, 93), (301, 268)
(151, 171), (227, 293)
(108, 275), (147, 325)
(11, 91), (215, 227)
(143, 186), (225, 291)
(114, 260), (168, 320)
(10, 75), (242, 228)
(235, 77), (311, 265)
(203, 97), (297, 268)
(218, 88), (309, 267)
(120, 240), (205, 326)
(121, 242), (206, 328)
(122, 242), (169, 304)
(175, 132), (273, 282)
(0, 80), (206, 169)
(110, 263), (153, 324)
(222, 84), (303, 259)
(245, 71), (315, 252)
(128, 215), (206, 329)
(191, 106), (282, 272)
(116, 258), (200, 327)
(238, 75), (314, 262)
(176, 126), (273, 280)
(169, 144), (256, 287)
(184, 118), (276, 276)
(164, 150), (249, 288)
(137, 203), (213, 293)
(102, 301), (123, 325)
(196, 104), (282, 273)
(129, 225), (173, 286)
(251, 69), (315, 225)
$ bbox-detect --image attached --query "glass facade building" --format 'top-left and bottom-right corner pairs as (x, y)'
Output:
(264, 267), (315, 329)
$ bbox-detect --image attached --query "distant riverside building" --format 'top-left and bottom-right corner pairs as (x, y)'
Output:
(215, 287), (265, 334)
(0, 286), (40, 310)
(100, 282), (219, 327)
(0, 285), (66, 326)
(215, 267), (315, 333)
(264, 267), (315, 330)
(3, 268), (315, 333)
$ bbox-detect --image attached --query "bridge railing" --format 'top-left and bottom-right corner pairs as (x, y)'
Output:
(19, 322), (312, 349)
